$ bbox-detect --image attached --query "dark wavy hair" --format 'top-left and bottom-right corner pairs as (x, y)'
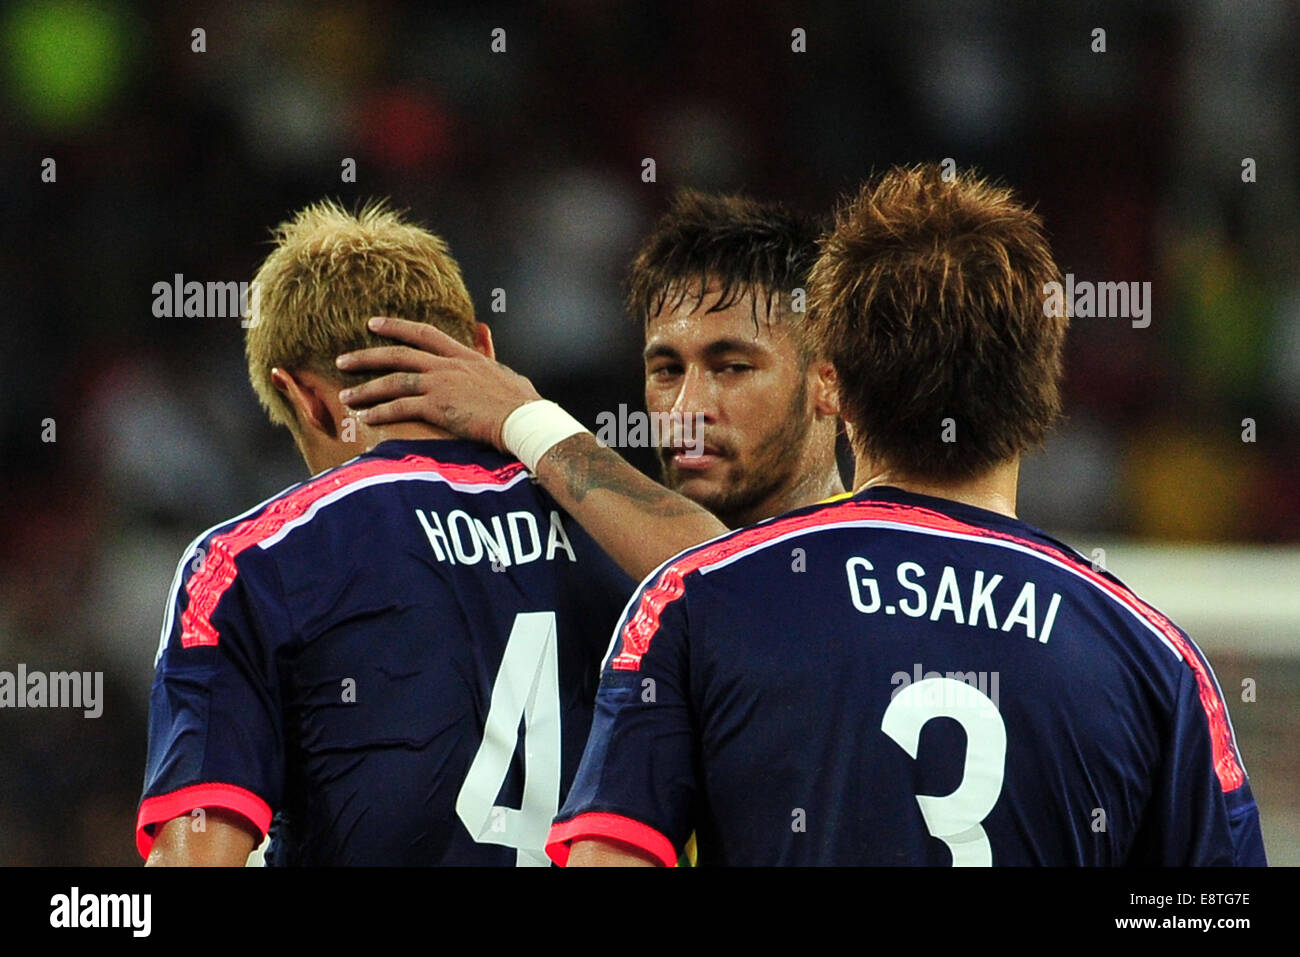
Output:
(626, 189), (821, 344)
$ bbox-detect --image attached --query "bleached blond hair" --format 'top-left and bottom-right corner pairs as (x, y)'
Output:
(246, 199), (476, 431)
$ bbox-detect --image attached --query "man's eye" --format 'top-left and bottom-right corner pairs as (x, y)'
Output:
(648, 365), (682, 380)
(721, 363), (753, 374)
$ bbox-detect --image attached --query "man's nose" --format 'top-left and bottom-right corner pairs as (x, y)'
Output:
(670, 366), (717, 422)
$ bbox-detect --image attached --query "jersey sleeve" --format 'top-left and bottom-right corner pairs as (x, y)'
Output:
(1130, 662), (1266, 866)
(136, 536), (292, 859)
(545, 570), (697, 867)
(1223, 780), (1267, 866)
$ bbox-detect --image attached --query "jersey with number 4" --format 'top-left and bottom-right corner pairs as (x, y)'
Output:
(138, 438), (633, 865)
(546, 485), (1266, 866)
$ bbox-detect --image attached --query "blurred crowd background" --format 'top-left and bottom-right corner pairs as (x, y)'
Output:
(1, 0), (1297, 865)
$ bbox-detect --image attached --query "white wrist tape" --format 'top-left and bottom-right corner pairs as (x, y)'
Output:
(501, 400), (590, 472)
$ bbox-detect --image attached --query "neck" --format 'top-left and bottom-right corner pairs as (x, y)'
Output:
(366, 421), (454, 445)
(721, 460), (845, 529)
(301, 422), (454, 474)
(852, 456), (1020, 518)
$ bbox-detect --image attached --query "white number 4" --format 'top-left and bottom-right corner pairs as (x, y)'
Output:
(456, 612), (562, 866)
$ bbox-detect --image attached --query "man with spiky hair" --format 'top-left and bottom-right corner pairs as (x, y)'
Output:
(138, 200), (633, 866)
(548, 164), (1266, 866)
(627, 191), (842, 528)
(336, 190), (843, 580)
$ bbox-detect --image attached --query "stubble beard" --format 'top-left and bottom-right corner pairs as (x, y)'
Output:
(658, 375), (813, 528)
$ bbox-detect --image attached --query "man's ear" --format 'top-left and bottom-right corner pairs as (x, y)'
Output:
(810, 359), (841, 418)
(271, 367), (337, 438)
(473, 322), (496, 361)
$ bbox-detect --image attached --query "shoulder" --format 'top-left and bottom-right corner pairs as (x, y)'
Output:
(639, 498), (859, 588)
(606, 500), (854, 670)
(215, 448), (532, 556)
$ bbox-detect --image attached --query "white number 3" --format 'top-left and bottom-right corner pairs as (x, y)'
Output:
(880, 677), (1007, 866)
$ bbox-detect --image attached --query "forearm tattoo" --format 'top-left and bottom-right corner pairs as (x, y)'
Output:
(546, 435), (702, 517)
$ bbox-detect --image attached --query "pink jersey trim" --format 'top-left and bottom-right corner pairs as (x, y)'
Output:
(179, 455), (526, 649)
(546, 812), (677, 867)
(612, 497), (1246, 792)
(136, 781), (273, 860)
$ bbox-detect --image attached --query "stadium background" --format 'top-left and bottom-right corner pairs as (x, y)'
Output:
(0, 0), (1296, 865)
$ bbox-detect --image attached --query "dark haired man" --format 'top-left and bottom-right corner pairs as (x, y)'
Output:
(628, 191), (842, 529)
(547, 165), (1266, 866)
(336, 191), (842, 581)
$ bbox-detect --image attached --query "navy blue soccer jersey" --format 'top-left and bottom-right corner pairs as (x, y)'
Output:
(546, 485), (1266, 867)
(138, 438), (634, 865)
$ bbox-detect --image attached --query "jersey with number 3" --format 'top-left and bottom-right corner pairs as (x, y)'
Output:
(546, 485), (1266, 866)
(138, 438), (633, 865)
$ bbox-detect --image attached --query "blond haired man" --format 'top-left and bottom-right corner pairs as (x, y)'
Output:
(138, 201), (632, 866)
